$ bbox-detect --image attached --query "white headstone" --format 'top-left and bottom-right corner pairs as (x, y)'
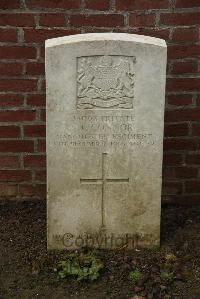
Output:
(46, 33), (167, 249)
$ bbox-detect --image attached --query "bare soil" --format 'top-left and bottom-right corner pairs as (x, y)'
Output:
(0, 201), (200, 299)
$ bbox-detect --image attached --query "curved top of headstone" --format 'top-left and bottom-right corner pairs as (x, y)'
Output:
(45, 33), (166, 48)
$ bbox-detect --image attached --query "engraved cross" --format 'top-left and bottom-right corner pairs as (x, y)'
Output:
(80, 153), (129, 231)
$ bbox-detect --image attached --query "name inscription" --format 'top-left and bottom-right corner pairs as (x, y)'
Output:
(50, 113), (155, 149)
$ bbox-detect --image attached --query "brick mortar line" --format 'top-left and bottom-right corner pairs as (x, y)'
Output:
(169, 58), (200, 62)
(0, 58), (198, 63)
(166, 91), (200, 95)
(81, 0), (85, 10)
(34, 14), (40, 29)
(164, 152), (200, 156)
(1, 7), (200, 13)
(0, 110), (45, 115)
(165, 121), (198, 124)
(165, 106), (200, 110)
(36, 45), (41, 61)
(0, 76), (44, 79)
(17, 182), (46, 185)
(0, 42), (38, 46)
(0, 34), (199, 46)
(0, 30), (199, 36)
(0, 60), (40, 64)
(110, 0), (116, 11)
(23, 153), (46, 156)
(0, 91), (46, 95)
(0, 152), (46, 156)
(0, 25), (198, 31)
(0, 153), (21, 156)
(18, 74), (200, 83)
(6, 91), (183, 95)
(188, 122), (193, 136)
(2, 74), (200, 79)
(19, 152), (24, 168)
(166, 106), (197, 109)
(167, 74), (200, 78)
(20, 0), (26, 10)
(164, 150), (200, 153)
(0, 123), (45, 127)
(0, 107), (39, 110)
(0, 170), (41, 174)
(0, 42), (200, 50)
(192, 94), (198, 106)
(169, 0), (176, 10)
(164, 137), (200, 141)
(65, 14), (70, 27)
(164, 181), (185, 183)
(0, 168), (47, 171)
(35, 109), (40, 121)
(19, 123), (23, 140)
(184, 178), (200, 182)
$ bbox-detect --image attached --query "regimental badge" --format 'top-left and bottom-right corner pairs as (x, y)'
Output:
(77, 55), (136, 109)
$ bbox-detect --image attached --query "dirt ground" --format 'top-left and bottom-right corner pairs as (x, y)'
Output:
(0, 201), (200, 299)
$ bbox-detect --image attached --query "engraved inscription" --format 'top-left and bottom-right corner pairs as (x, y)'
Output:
(50, 113), (155, 149)
(77, 55), (136, 109)
(80, 153), (129, 231)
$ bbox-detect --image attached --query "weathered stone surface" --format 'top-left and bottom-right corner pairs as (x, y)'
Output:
(46, 33), (167, 249)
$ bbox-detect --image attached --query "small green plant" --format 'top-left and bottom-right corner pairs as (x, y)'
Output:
(129, 268), (141, 283)
(56, 252), (103, 281)
(160, 253), (176, 284)
(160, 270), (174, 282)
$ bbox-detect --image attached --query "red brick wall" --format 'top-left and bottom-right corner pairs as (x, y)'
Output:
(0, 0), (199, 204)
